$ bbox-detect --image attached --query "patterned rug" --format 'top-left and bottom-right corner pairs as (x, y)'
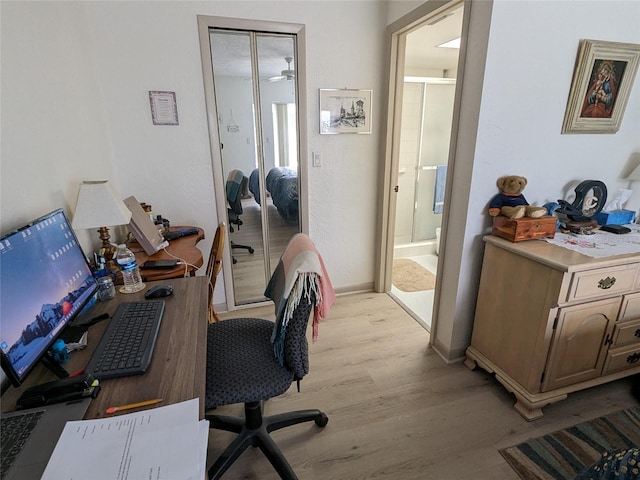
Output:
(392, 258), (436, 292)
(500, 407), (640, 480)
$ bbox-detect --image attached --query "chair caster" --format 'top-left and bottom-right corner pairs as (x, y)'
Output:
(315, 413), (329, 427)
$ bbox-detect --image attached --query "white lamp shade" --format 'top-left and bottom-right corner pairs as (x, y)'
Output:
(627, 164), (640, 181)
(72, 180), (132, 230)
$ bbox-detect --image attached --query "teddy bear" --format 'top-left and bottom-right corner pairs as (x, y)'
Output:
(488, 175), (547, 220)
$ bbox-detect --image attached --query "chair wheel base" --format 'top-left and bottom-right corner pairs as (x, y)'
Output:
(207, 402), (327, 480)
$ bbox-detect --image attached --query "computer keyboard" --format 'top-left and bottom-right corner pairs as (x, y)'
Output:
(1, 410), (44, 477)
(84, 301), (165, 380)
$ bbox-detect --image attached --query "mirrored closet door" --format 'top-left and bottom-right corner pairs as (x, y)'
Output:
(207, 27), (302, 306)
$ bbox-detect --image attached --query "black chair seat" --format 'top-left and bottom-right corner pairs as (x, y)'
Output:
(206, 318), (293, 408)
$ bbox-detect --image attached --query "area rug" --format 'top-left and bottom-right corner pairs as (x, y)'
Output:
(392, 258), (436, 292)
(500, 407), (640, 480)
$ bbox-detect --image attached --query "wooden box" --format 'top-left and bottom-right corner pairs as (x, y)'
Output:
(492, 216), (556, 242)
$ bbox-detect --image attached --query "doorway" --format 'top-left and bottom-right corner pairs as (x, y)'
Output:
(197, 16), (309, 311)
(385, 2), (464, 331)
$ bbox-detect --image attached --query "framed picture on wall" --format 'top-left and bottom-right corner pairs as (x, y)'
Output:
(149, 91), (179, 126)
(319, 89), (372, 134)
(562, 39), (640, 134)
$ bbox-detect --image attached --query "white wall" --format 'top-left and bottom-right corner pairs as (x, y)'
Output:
(436, 0), (640, 359)
(0, 2), (118, 250)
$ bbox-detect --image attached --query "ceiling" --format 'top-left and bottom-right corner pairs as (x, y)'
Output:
(404, 4), (464, 74)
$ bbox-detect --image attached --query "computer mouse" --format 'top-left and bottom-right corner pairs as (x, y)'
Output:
(144, 285), (174, 299)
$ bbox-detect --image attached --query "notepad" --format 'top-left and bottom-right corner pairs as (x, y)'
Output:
(41, 398), (208, 480)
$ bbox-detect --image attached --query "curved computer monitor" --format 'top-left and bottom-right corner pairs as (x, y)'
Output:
(0, 209), (98, 387)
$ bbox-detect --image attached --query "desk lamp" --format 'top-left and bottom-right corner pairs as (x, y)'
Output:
(72, 180), (131, 271)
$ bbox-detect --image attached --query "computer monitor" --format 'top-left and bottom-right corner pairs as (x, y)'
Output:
(0, 209), (98, 387)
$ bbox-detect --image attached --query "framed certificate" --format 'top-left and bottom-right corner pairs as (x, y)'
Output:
(149, 91), (179, 126)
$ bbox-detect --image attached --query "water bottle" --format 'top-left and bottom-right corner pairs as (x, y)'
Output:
(116, 244), (145, 293)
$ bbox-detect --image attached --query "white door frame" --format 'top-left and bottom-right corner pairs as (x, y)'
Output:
(376, 0), (493, 360)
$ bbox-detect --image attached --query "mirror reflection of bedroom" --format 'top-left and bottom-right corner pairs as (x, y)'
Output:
(210, 30), (300, 306)
(390, 3), (463, 332)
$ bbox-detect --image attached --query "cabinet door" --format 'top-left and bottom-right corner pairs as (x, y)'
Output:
(542, 297), (620, 391)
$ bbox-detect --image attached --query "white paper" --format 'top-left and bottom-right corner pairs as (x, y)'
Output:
(544, 224), (640, 258)
(41, 398), (207, 480)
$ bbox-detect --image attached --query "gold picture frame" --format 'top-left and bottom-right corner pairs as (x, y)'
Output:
(562, 39), (640, 134)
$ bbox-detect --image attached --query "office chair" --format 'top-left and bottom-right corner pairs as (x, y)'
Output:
(205, 234), (333, 479)
(206, 222), (225, 323)
(225, 169), (254, 263)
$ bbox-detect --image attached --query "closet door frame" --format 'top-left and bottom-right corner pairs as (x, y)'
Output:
(197, 15), (309, 311)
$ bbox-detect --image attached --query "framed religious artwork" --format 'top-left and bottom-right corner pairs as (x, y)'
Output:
(319, 89), (372, 134)
(562, 39), (640, 134)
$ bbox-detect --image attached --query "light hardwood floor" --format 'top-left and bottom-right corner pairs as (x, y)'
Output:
(206, 292), (639, 479)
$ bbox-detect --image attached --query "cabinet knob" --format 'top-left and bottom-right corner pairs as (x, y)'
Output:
(635, 329), (640, 338)
(597, 276), (616, 289)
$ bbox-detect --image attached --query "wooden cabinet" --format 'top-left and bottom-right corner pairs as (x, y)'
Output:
(465, 236), (640, 421)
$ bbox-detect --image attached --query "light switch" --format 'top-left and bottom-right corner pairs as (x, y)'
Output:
(312, 151), (321, 167)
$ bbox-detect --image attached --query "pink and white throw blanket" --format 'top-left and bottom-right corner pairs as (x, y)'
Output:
(265, 234), (335, 364)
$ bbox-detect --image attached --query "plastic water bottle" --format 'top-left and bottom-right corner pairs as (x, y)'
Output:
(116, 244), (145, 293)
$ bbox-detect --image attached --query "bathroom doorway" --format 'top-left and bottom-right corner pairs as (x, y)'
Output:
(388, 3), (463, 331)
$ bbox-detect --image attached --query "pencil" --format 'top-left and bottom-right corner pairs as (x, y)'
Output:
(105, 398), (163, 414)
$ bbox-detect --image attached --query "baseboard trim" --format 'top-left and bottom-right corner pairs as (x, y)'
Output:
(335, 283), (374, 296)
(431, 337), (466, 364)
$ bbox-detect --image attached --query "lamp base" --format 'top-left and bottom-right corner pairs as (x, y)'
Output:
(97, 226), (119, 271)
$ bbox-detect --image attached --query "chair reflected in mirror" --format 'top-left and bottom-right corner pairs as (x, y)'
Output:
(225, 169), (255, 264)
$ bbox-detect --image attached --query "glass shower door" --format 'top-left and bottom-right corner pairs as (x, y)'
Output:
(412, 81), (456, 242)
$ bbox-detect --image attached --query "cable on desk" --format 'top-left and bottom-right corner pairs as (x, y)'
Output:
(161, 248), (201, 277)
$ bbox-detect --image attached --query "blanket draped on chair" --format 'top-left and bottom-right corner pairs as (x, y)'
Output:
(265, 234), (335, 364)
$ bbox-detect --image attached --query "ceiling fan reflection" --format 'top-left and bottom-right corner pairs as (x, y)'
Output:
(266, 56), (295, 82)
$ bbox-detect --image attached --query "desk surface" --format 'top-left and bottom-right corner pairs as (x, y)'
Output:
(126, 226), (205, 282)
(1, 276), (208, 420)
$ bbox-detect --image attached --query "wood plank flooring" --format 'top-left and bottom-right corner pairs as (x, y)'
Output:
(206, 292), (639, 479)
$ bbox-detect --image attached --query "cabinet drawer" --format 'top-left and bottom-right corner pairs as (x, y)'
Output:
(603, 344), (640, 375)
(619, 291), (640, 320)
(567, 264), (637, 303)
(611, 318), (640, 347)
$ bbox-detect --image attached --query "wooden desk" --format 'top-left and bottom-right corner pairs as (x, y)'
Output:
(1, 276), (208, 419)
(128, 226), (205, 282)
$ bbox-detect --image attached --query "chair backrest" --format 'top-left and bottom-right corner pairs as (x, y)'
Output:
(207, 222), (226, 323)
(226, 170), (248, 216)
